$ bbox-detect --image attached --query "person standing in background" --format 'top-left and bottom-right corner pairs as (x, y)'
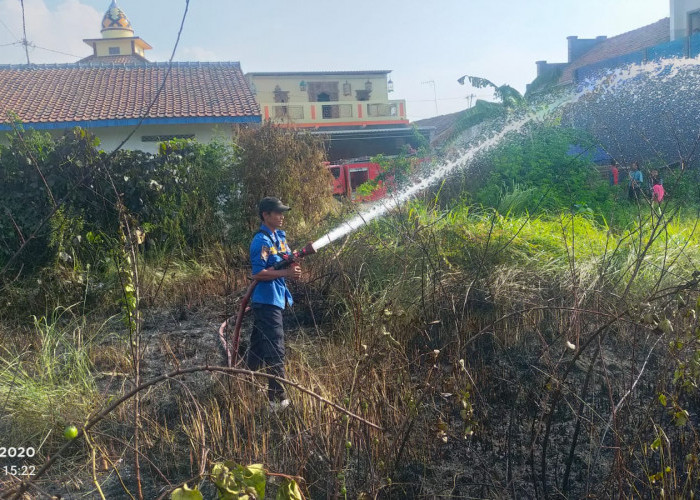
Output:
(652, 178), (665, 213)
(609, 160), (619, 186)
(628, 162), (643, 201)
(648, 169), (662, 195)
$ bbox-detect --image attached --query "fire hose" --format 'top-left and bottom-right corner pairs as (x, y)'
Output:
(218, 242), (316, 367)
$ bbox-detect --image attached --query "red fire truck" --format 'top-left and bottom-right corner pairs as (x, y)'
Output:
(325, 159), (387, 202)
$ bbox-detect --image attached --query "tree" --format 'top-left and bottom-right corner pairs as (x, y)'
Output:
(457, 75), (525, 110)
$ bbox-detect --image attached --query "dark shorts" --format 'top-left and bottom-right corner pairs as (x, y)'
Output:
(246, 303), (286, 400)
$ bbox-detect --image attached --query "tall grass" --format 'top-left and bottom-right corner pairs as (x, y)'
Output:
(0, 306), (108, 453)
(1, 199), (698, 498)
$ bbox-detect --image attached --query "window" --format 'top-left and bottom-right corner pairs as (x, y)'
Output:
(108, 47), (120, 55)
(142, 134), (195, 142)
(329, 166), (341, 179)
(368, 103), (391, 117)
(349, 167), (369, 191)
(338, 104), (353, 118)
(273, 85), (289, 103)
(689, 10), (700, 35)
(355, 90), (371, 101)
(307, 82), (339, 102)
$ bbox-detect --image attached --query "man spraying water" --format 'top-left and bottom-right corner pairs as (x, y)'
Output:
(247, 197), (302, 411)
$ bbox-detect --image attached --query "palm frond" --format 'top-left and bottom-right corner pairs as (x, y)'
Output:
(457, 75), (497, 90)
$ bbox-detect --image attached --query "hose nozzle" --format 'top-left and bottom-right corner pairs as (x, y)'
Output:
(295, 242), (316, 259)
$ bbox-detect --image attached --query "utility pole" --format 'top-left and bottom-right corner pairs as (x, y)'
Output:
(466, 93), (476, 108)
(20, 0), (30, 64)
(421, 80), (438, 116)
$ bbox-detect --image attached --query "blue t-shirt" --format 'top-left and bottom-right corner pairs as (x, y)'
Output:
(630, 170), (643, 186)
(250, 225), (294, 309)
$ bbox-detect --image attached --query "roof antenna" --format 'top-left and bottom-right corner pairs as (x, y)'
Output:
(20, 0), (30, 64)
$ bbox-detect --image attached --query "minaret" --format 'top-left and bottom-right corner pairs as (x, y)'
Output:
(81, 1), (152, 62)
(101, 0), (135, 38)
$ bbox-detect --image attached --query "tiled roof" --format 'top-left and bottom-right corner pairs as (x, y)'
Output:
(560, 18), (670, 84)
(78, 54), (148, 66)
(78, 54), (149, 65)
(247, 70), (391, 76)
(0, 61), (260, 127)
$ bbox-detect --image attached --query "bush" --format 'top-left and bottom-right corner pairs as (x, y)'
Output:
(474, 126), (603, 209)
(0, 124), (336, 277)
(232, 122), (334, 238)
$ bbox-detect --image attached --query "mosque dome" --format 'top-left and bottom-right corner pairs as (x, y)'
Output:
(101, 1), (134, 39)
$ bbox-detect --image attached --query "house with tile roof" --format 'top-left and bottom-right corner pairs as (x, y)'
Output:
(530, 0), (700, 90)
(0, 1), (260, 153)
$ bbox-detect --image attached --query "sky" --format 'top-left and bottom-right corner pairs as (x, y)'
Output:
(0, 0), (671, 121)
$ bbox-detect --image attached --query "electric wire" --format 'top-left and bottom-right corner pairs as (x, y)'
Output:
(0, 0), (192, 276)
(0, 16), (19, 40)
(407, 95), (491, 102)
(31, 45), (82, 58)
(109, 0), (191, 154)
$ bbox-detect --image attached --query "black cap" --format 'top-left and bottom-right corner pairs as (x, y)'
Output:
(258, 197), (291, 217)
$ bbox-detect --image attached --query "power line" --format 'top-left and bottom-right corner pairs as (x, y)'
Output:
(110, 0), (191, 155)
(407, 95), (490, 103)
(0, 0), (193, 277)
(32, 45), (82, 59)
(0, 17), (19, 40)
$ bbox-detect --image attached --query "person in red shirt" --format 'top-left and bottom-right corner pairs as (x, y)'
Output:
(652, 180), (665, 204)
(609, 160), (619, 186)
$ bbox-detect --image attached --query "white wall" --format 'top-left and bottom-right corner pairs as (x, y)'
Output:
(671, 0), (700, 40)
(0, 123), (237, 154)
(93, 123), (234, 153)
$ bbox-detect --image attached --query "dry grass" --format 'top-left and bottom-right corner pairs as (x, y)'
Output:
(2, 205), (699, 498)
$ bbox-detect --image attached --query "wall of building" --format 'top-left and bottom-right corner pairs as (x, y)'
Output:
(0, 123), (235, 154)
(93, 123), (233, 153)
(248, 73), (407, 127)
(250, 74), (390, 105)
(671, 0), (700, 40)
(94, 38), (134, 57)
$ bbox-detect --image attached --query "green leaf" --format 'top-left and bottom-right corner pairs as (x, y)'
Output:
(276, 479), (303, 500)
(658, 393), (667, 407)
(211, 462), (266, 499)
(171, 484), (204, 500)
(674, 410), (689, 427)
(241, 464), (266, 499)
(466, 76), (497, 90)
(211, 462), (240, 499)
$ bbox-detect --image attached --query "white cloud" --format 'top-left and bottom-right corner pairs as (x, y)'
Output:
(0, 0), (100, 64)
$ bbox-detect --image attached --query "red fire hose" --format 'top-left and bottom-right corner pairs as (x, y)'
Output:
(218, 281), (257, 368)
(218, 242), (316, 368)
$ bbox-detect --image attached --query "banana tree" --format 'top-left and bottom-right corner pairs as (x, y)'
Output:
(457, 75), (525, 110)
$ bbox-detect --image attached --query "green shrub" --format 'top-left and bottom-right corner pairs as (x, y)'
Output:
(1, 124), (335, 278)
(231, 122), (334, 239)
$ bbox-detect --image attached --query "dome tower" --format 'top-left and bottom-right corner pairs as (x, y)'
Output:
(101, 1), (134, 39)
(81, 1), (152, 63)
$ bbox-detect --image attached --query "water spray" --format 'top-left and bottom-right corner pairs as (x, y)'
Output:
(219, 55), (700, 367)
(219, 242), (317, 367)
(219, 100), (570, 367)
